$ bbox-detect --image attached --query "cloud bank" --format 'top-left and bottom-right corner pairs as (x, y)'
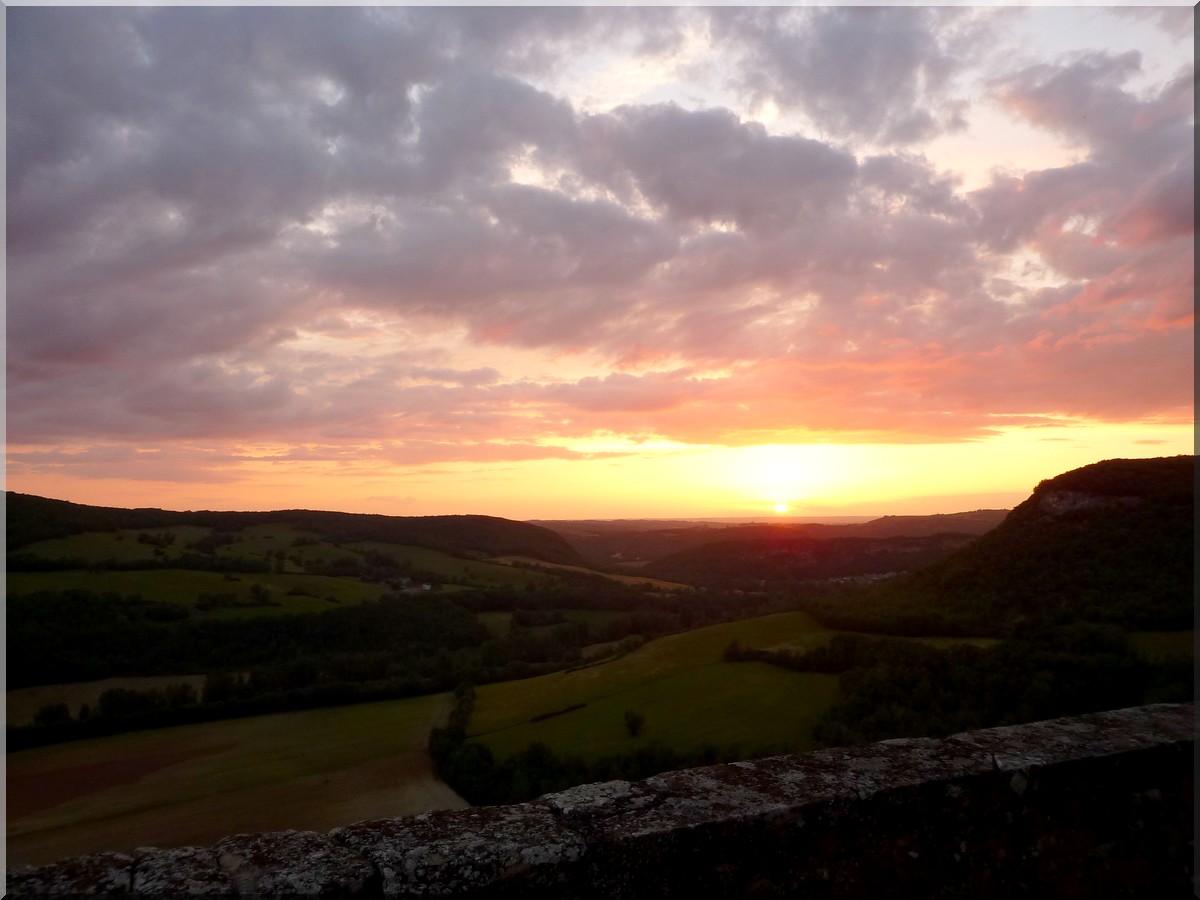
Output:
(6, 6), (1193, 493)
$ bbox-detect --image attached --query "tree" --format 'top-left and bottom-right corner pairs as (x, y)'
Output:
(624, 710), (646, 738)
(33, 702), (71, 727)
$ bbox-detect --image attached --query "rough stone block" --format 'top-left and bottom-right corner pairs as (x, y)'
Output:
(737, 735), (996, 806)
(4, 704), (1193, 898)
(133, 846), (234, 895)
(946, 703), (1194, 771)
(5, 851), (133, 896)
(213, 829), (375, 896)
(330, 803), (586, 897)
(538, 779), (662, 837)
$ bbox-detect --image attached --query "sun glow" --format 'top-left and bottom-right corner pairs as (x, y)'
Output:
(718, 443), (852, 511)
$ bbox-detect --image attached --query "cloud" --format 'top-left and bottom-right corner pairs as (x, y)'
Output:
(6, 445), (242, 485)
(4, 6), (1192, 487)
(580, 103), (858, 229)
(713, 6), (984, 144)
(1109, 6), (1195, 41)
(971, 51), (1194, 349)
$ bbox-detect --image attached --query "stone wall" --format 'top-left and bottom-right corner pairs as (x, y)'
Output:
(7, 703), (1193, 898)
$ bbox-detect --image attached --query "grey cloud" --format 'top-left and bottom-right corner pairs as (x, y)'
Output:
(406, 6), (687, 78)
(1110, 6), (1195, 40)
(542, 371), (712, 414)
(5, 6), (1190, 455)
(483, 184), (678, 283)
(976, 53), (1193, 253)
(992, 51), (1146, 151)
(857, 154), (970, 218)
(713, 6), (980, 144)
(412, 69), (578, 193)
(581, 103), (857, 229)
(6, 445), (240, 485)
(307, 186), (674, 323)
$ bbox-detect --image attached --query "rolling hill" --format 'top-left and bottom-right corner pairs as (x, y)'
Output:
(5, 492), (582, 565)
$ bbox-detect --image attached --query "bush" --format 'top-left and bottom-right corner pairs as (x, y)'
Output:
(33, 702), (71, 727)
(624, 710), (646, 737)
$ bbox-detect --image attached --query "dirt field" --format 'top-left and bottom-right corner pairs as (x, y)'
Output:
(6, 694), (467, 866)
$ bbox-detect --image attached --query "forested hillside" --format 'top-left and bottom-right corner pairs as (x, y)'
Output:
(537, 510), (1008, 567)
(802, 456), (1194, 635)
(642, 533), (977, 589)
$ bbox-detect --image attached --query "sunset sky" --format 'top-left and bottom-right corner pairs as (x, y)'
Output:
(5, 4), (1194, 520)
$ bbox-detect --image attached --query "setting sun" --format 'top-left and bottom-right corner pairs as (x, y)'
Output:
(773, 503), (790, 514)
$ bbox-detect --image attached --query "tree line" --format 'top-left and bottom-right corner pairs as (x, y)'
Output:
(726, 624), (1192, 749)
(9, 578), (798, 747)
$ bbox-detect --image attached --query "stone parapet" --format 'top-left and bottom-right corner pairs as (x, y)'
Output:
(7, 703), (1193, 897)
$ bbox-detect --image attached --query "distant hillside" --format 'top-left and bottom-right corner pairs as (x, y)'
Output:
(538, 510), (1009, 568)
(848, 509), (1009, 538)
(4, 493), (582, 565)
(641, 533), (977, 589)
(806, 456), (1195, 635)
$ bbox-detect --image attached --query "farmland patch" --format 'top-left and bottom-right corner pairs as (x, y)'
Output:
(5, 693), (465, 866)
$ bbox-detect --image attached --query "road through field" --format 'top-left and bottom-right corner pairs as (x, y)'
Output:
(6, 693), (467, 866)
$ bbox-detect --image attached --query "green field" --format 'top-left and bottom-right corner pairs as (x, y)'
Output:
(479, 663), (838, 762)
(1130, 630), (1195, 661)
(467, 613), (1012, 763)
(9, 526), (562, 595)
(14, 527), (216, 563)
(470, 612), (842, 761)
(6, 693), (466, 866)
(354, 543), (556, 590)
(491, 555), (691, 590)
(218, 524), (317, 557)
(477, 611), (514, 637)
(5, 569), (387, 618)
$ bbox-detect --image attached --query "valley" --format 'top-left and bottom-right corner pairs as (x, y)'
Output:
(4, 456), (1194, 865)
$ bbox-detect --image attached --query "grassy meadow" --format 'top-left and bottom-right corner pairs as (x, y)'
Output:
(469, 612), (842, 761)
(479, 663), (839, 762)
(1129, 630), (1195, 662)
(6, 693), (466, 866)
